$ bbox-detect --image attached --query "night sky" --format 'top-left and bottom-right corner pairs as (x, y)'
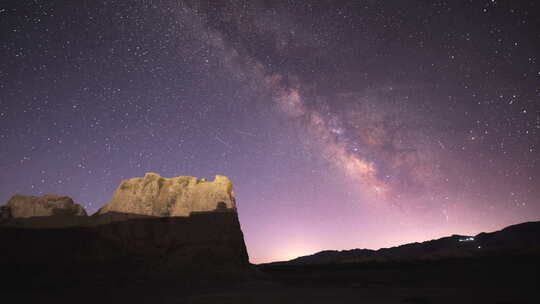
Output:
(1, 0), (539, 263)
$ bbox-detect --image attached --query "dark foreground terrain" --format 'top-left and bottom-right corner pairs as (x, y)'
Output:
(2, 220), (539, 303)
(1, 255), (539, 303)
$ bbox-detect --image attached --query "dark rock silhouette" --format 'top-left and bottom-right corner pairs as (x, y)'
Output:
(0, 211), (249, 276)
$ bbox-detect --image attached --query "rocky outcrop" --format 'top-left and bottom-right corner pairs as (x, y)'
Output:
(0, 212), (250, 277)
(96, 173), (236, 217)
(3, 194), (87, 218)
(0, 173), (251, 281)
(0, 205), (10, 219)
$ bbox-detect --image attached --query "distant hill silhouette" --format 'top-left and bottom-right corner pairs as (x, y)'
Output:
(265, 221), (540, 265)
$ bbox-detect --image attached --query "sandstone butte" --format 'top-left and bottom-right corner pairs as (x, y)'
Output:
(97, 172), (237, 217)
(1, 172), (238, 222)
(1, 194), (87, 219)
(0, 173), (250, 276)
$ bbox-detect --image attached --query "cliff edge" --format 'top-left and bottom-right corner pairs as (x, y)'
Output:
(96, 172), (236, 217)
(0, 173), (251, 282)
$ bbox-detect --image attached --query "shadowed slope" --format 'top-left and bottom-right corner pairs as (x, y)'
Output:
(265, 221), (540, 266)
(0, 210), (251, 290)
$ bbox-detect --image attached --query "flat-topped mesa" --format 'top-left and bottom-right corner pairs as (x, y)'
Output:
(1, 194), (87, 218)
(96, 172), (237, 217)
(0, 173), (251, 278)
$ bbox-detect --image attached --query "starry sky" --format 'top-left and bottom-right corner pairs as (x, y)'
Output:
(1, 0), (539, 263)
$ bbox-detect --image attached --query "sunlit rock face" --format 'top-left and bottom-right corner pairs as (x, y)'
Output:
(96, 172), (237, 217)
(2, 194), (87, 218)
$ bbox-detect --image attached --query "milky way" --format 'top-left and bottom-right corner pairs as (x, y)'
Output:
(1, 0), (539, 262)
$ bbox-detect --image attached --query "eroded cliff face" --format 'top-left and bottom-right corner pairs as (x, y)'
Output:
(97, 173), (237, 217)
(2, 194), (87, 218)
(0, 173), (251, 279)
(0, 212), (250, 277)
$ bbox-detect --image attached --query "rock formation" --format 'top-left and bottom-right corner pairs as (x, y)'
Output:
(0, 173), (251, 281)
(2, 194), (87, 218)
(96, 172), (236, 217)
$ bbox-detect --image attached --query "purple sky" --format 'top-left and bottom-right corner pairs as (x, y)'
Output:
(1, 0), (539, 263)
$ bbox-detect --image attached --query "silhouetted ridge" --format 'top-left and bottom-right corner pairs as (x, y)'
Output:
(266, 221), (540, 266)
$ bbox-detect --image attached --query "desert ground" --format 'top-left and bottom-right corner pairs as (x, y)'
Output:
(2, 255), (538, 303)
